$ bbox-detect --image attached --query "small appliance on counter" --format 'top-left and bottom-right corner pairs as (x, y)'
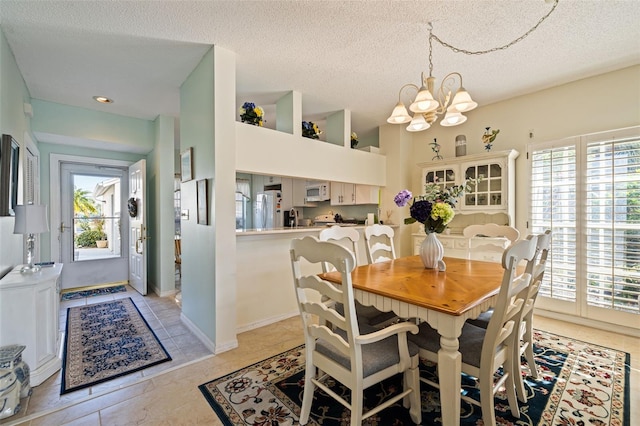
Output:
(313, 214), (336, 226)
(284, 209), (299, 227)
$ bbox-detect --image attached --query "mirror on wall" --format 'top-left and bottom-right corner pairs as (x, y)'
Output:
(0, 134), (20, 216)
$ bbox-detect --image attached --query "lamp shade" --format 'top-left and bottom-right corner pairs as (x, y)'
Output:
(409, 86), (439, 113)
(406, 114), (430, 132)
(386, 102), (412, 124)
(440, 111), (467, 127)
(450, 88), (477, 113)
(13, 204), (49, 235)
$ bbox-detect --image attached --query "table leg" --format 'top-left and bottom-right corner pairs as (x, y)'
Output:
(438, 333), (462, 426)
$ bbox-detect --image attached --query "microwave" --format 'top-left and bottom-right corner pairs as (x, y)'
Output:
(305, 182), (331, 202)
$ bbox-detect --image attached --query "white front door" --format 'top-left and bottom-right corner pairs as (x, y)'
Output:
(128, 159), (147, 295)
(59, 162), (128, 290)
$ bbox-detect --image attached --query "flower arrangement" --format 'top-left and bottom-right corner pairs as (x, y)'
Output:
(394, 178), (480, 234)
(239, 102), (264, 126)
(302, 121), (322, 139)
(350, 132), (359, 149)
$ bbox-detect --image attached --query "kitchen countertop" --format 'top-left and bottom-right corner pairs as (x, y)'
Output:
(237, 223), (398, 236)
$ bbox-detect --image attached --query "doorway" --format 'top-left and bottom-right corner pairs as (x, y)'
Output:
(54, 159), (130, 291)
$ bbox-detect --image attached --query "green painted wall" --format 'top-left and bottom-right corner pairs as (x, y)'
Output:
(31, 100), (155, 153)
(0, 28), (32, 276)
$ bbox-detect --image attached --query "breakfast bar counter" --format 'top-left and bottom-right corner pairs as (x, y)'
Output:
(235, 224), (399, 332)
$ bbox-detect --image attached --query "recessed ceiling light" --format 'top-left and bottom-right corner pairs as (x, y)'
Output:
(93, 96), (113, 104)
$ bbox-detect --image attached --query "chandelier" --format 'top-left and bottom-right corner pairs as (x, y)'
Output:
(387, 0), (559, 132)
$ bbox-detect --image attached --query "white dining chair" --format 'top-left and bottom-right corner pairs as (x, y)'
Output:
(364, 224), (396, 264)
(408, 236), (538, 426)
(467, 229), (552, 402)
(290, 236), (422, 426)
(319, 226), (399, 328)
(463, 223), (520, 262)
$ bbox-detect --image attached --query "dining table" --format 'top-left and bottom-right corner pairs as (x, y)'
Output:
(320, 255), (506, 426)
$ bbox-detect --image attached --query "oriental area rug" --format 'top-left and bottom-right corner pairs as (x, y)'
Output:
(199, 330), (629, 425)
(61, 297), (171, 394)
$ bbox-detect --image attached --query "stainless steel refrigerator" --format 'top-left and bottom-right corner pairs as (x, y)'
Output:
(253, 190), (283, 229)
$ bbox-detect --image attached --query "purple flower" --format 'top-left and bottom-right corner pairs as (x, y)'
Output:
(410, 200), (432, 223)
(394, 189), (413, 207)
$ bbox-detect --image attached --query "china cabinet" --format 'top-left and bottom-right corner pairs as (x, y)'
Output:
(418, 149), (519, 223)
(415, 149), (519, 259)
(0, 264), (63, 386)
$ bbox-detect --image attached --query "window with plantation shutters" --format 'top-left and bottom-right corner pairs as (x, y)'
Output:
(530, 145), (577, 302)
(530, 126), (640, 326)
(584, 135), (640, 314)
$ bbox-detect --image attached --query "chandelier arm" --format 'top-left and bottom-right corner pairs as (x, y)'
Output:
(431, 0), (559, 56)
(398, 83), (419, 101)
(435, 72), (462, 113)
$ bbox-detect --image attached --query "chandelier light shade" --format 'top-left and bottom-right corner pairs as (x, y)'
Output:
(387, 46), (477, 131)
(388, 1), (559, 132)
(407, 114), (430, 132)
(13, 203), (49, 273)
(386, 101), (412, 124)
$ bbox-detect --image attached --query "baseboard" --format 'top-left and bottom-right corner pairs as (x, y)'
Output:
(236, 310), (300, 334)
(179, 312), (237, 354)
(534, 308), (640, 338)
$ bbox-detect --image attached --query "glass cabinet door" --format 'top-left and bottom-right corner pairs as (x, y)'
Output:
(463, 162), (503, 208)
(423, 167), (457, 193)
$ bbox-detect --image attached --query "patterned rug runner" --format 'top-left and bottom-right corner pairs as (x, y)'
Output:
(61, 284), (127, 301)
(199, 329), (629, 425)
(61, 297), (171, 394)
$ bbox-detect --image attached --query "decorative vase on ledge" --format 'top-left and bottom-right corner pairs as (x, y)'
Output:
(419, 233), (446, 271)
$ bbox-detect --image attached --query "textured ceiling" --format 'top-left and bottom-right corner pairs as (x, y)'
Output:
(0, 0), (638, 142)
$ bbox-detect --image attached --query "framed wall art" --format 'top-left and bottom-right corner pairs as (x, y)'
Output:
(0, 134), (20, 216)
(180, 147), (193, 182)
(197, 179), (208, 225)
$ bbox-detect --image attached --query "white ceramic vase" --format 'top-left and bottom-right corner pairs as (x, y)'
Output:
(419, 233), (446, 271)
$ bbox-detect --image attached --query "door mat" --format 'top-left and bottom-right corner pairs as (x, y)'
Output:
(61, 297), (171, 394)
(199, 329), (629, 425)
(61, 285), (127, 301)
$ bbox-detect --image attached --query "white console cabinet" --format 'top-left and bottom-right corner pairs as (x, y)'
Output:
(413, 233), (511, 262)
(0, 264), (63, 386)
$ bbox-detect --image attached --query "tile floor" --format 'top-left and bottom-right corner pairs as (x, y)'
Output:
(0, 284), (213, 426)
(1, 300), (637, 425)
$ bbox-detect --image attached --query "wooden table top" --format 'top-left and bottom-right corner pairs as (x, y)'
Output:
(320, 255), (505, 316)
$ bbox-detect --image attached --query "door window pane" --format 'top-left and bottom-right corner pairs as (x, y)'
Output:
(72, 174), (122, 261)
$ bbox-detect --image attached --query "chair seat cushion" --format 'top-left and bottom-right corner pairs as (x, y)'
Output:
(408, 322), (486, 368)
(316, 328), (419, 378)
(466, 309), (492, 328)
(335, 301), (399, 328)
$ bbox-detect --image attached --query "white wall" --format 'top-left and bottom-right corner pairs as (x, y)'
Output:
(236, 122), (386, 186)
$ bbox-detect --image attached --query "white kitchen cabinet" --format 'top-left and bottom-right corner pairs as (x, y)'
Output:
(354, 185), (379, 205)
(264, 175), (281, 186)
(331, 182), (355, 205)
(0, 264), (63, 386)
(418, 149), (519, 224)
